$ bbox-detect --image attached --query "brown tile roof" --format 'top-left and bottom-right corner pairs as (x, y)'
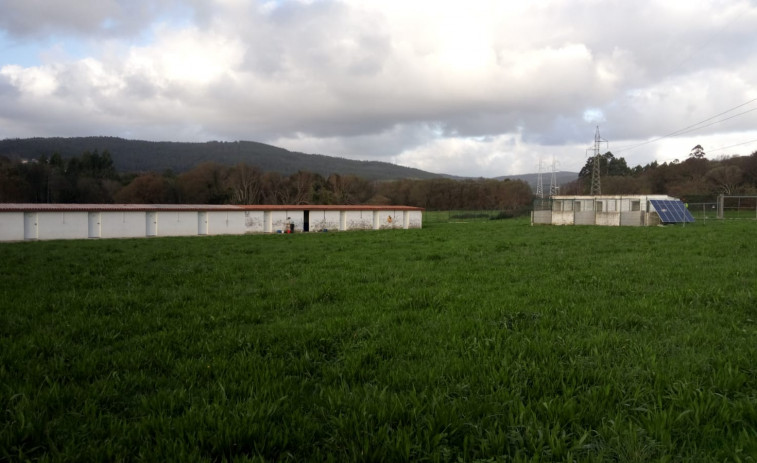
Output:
(0, 203), (424, 212)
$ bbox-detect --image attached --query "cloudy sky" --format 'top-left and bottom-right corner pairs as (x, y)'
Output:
(1, 0), (756, 177)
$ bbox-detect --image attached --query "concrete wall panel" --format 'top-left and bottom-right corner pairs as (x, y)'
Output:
(407, 211), (422, 229)
(310, 210), (340, 232)
(0, 212), (24, 241)
(346, 210), (372, 230)
(574, 211), (596, 225)
(244, 211), (265, 233)
(208, 211), (247, 235)
(620, 211), (643, 226)
(0, 213), (24, 241)
(37, 212), (88, 240)
(101, 212), (147, 238)
(270, 211), (303, 233)
(156, 211), (199, 236)
(596, 212), (621, 226)
(532, 211), (552, 225)
(552, 211), (574, 225)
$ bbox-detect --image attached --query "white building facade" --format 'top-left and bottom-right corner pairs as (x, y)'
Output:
(531, 195), (681, 226)
(0, 204), (423, 241)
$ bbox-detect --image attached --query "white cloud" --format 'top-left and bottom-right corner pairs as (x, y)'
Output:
(1, 0), (757, 175)
(0, 64), (57, 96)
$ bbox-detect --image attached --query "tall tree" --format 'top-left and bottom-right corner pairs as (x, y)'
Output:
(689, 144), (706, 159)
(176, 162), (230, 204)
(226, 163), (262, 205)
(706, 165), (743, 195)
(114, 173), (175, 203)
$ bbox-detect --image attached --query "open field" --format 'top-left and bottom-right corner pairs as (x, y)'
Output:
(1, 219), (756, 461)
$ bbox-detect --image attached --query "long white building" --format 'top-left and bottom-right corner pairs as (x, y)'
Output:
(0, 204), (423, 242)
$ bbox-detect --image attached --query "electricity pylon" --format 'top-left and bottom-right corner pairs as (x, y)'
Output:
(586, 126), (608, 196)
(536, 159), (544, 199)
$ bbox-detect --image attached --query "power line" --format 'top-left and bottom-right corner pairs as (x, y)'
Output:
(615, 97), (757, 153)
(707, 138), (757, 154)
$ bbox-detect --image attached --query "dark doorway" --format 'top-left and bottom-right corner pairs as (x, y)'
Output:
(303, 210), (310, 232)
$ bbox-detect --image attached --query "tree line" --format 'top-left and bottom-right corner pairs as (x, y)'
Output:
(4, 145), (756, 210)
(0, 151), (534, 212)
(565, 146), (757, 201)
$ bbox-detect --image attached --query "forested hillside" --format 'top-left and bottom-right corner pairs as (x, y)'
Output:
(0, 137), (441, 181)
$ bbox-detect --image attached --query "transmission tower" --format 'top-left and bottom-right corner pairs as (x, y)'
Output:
(586, 126), (608, 196)
(549, 156), (559, 197)
(536, 159), (544, 199)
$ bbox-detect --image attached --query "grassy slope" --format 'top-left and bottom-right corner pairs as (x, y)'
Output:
(1, 219), (756, 461)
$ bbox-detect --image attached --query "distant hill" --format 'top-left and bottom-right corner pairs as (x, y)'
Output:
(0, 137), (443, 181)
(496, 171), (578, 191)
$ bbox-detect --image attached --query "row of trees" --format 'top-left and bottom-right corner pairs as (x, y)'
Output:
(0, 151), (120, 203)
(567, 147), (757, 200)
(4, 145), (757, 210)
(0, 151), (534, 211)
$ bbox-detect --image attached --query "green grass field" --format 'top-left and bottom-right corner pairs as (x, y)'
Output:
(1, 219), (756, 462)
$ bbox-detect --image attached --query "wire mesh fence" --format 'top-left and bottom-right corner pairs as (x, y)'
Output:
(717, 195), (757, 219)
(422, 197), (757, 225)
(685, 203), (719, 221)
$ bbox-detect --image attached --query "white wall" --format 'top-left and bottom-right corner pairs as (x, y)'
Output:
(101, 211), (147, 238)
(532, 210), (551, 225)
(407, 211), (422, 229)
(620, 211), (643, 226)
(596, 212), (621, 226)
(377, 211), (397, 229)
(151, 211), (196, 237)
(552, 211), (574, 225)
(271, 211), (303, 233)
(244, 211), (265, 233)
(0, 213), (24, 241)
(38, 212), (88, 240)
(1, 207), (423, 241)
(346, 210), (373, 230)
(310, 210), (340, 232)
(208, 211), (248, 235)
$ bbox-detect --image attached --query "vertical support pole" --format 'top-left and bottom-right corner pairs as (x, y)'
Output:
(717, 194), (724, 219)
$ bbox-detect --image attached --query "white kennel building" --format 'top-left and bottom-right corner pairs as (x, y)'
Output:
(531, 195), (686, 226)
(0, 204), (423, 242)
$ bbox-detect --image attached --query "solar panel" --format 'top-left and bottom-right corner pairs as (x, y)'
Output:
(649, 199), (695, 223)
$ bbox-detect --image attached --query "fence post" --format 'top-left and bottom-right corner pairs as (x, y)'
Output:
(717, 195), (724, 219)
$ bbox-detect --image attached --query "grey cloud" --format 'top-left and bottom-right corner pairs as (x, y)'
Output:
(0, 72), (19, 97)
(2, 0), (757, 176)
(0, 0), (190, 39)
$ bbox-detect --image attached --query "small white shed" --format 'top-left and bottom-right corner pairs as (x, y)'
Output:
(531, 195), (689, 226)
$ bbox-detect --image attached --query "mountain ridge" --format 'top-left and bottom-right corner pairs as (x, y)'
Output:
(0, 136), (444, 181)
(0, 136), (577, 185)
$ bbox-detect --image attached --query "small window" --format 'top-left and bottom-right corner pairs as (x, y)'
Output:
(596, 201), (603, 212)
(631, 200), (640, 211)
(574, 201), (581, 212)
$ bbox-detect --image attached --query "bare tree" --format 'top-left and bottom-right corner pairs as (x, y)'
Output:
(706, 165), (743, 195)
(227, 163), (262, 204)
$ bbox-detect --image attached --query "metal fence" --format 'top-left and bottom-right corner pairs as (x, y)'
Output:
(717, 195), (757, 219)
(685, 203), (719, 221)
